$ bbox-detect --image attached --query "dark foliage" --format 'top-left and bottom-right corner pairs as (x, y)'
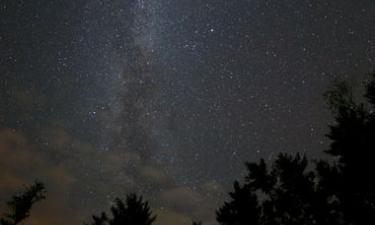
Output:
(0, 181), (46, 225)
(86, 194), (156, 225)
(217, 181), (260, 225)
(217, 71), (375, 225)
(192, 221), (203, 225)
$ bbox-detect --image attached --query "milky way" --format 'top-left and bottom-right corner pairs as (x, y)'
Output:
(0, 1), (374, 225)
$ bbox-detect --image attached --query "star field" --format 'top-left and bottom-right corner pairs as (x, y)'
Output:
(0, 1), (374, 225)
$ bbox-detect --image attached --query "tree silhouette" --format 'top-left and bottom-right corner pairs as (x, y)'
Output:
(217, 181), (260, 225)
(217, 71), (375, 225)
(86, 194), (156, 225)
(0, 181), (46, 225)
(192, 221), (203, 225)
(217, 154), (317, 225)
(322, 71), (375, 224)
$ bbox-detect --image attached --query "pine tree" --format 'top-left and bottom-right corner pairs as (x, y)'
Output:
(322, 71), (375, 224)
(217, 181), (260, 225)
(216, 71), (375, 225)
(86, 194), (156, 225)
(0, 181), (46, 225)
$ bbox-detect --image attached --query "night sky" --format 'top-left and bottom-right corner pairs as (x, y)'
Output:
(0, 1), (374, 225)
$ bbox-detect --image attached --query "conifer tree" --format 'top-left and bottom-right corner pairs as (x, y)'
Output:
(216, 71), (375, 225)
(86, 194), (156, 225)
(0, 181), (46, 225)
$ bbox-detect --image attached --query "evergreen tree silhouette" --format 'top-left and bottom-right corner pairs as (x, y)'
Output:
(216, 71), (375, 225)
(192, 221), (203, 225)
(217, 181), (260, 225)
(0, 181), (46, 225)
(86, 194), (156, 225)
(217, 154), (316, 225)
(322, 71), (375, 224)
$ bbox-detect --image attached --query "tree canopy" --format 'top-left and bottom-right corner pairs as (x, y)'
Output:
(0, 181), (46, 225)
(216, 72), (375, 225)
(86, 194), (156, 225)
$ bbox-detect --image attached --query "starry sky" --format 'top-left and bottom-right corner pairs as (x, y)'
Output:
(0, 1), (374, 225)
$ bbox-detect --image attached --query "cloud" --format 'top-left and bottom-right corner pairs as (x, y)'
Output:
(0, 125), (226, 225)
(46, 166), (76, 186)
(154, 209), (193, 225)
(154, 182), (224, 225)
(139, 165), (170, 185)
(27, 197), (82, 225)
(0, 128), (77, 223)
(160, 187), (203, 212)
(0, 171), (26, 193)
(0, 128), (76, 186)
(0, 129), (43, 191)
(201, 180), (226, 199)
